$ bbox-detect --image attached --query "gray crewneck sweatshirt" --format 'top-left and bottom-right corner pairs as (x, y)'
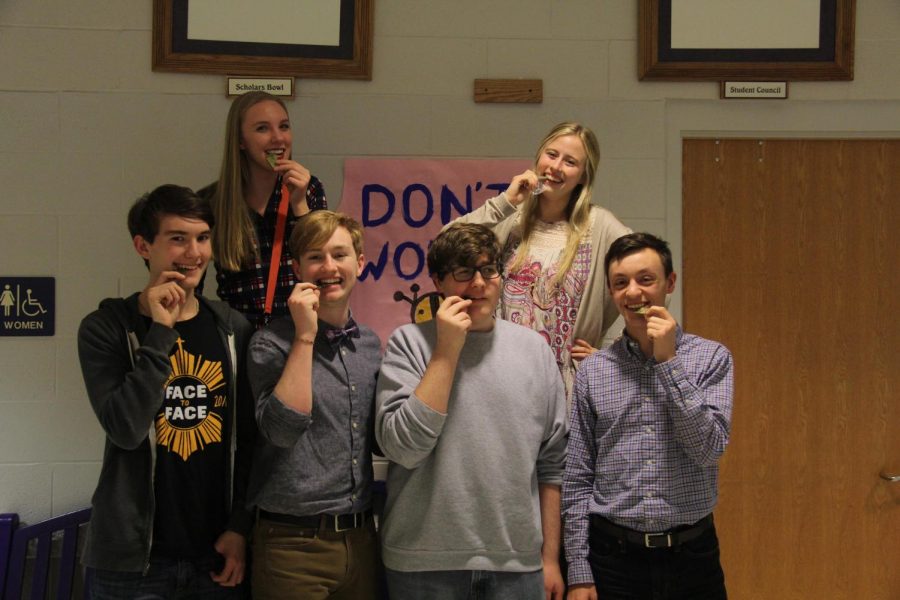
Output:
(375, 319), (567, 572)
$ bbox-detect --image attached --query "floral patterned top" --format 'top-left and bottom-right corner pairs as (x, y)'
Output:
(500, 219), (592, 397)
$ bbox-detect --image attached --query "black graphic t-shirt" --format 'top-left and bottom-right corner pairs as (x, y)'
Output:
(148, 304), (231, 559)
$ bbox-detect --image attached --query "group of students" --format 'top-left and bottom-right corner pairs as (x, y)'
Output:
(76, 91), (734, 600)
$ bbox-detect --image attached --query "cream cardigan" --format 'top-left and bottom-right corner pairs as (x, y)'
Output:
(450, 192), (631, 352)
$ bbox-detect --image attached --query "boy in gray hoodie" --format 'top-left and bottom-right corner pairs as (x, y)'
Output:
(77, 185), (254, 598)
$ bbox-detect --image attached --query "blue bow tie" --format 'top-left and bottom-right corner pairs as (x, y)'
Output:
(324, 321), (360, 346)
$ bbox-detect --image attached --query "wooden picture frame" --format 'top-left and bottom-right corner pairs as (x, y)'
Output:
(638, 0), (854, 81)
(152, 0), (373, 80)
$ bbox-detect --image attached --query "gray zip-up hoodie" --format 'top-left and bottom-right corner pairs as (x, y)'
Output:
(77, 293), (255, 572)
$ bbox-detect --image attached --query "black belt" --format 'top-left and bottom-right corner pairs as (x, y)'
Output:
(258, 509), (371, 532)
(590, 514), (713, 549)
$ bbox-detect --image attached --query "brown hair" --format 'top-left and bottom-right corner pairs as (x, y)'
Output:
(428, 223), (501, 278)
(604, 232), (673, 286)
(289, 210), (364, 260)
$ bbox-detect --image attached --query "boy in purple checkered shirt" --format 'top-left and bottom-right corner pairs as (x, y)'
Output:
(563, 232), (733, 600)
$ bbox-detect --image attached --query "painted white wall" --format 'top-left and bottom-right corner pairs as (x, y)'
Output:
(1, 0), (899, 524)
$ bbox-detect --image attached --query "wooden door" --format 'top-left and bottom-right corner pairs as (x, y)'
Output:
(683, 139), (900, 599)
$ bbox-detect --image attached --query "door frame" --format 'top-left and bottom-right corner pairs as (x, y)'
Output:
(663, 99), (900, 322)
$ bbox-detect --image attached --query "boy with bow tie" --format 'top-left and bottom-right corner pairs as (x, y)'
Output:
(245, 210), (382, 599)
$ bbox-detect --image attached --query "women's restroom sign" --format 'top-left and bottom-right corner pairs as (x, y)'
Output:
(0, 277), (55, 336)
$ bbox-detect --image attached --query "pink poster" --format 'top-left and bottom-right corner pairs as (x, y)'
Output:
(340, 158), (530, 345)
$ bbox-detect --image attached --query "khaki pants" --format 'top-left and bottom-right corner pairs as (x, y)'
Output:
(251, 517), (382, 600)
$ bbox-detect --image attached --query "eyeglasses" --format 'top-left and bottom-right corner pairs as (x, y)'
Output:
(448, 264), (502, 282)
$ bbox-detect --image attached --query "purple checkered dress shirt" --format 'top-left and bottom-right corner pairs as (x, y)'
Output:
(215, 175), (327, 326)
(562, 327), (734, 586)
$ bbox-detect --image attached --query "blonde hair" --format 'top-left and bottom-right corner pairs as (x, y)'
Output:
(509, 122), (600, 287)
(289, 210), (364, 260)
(211, 92), (290, 271)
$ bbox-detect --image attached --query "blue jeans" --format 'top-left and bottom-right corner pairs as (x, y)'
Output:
(87, 555), (241, 600)
(385, 567), (544, 600)
(588, 523), (727, 600)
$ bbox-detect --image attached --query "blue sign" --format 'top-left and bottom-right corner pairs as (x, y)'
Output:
(0, 277), (55, 336)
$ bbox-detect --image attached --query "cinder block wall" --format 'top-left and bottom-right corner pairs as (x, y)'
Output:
(1, 0), (899, 523)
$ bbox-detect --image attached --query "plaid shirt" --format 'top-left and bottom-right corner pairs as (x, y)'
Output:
(562, 327), (733, 586)
(215, 175), (327, 327)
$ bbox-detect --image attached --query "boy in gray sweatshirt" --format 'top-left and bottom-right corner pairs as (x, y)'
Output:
(375, 223), (568, 600)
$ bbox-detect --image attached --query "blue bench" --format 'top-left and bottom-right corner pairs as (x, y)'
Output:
(0, 512), (19, 595)
(0, 507), (91, 600)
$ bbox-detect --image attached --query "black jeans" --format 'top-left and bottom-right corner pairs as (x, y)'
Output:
(87, 555), (242, 600)
(587, 522), (727, 600)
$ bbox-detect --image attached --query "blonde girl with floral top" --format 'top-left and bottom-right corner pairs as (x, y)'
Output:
(451, 122), (630, 401)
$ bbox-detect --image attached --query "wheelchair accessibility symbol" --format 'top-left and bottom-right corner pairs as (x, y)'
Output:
(0, 277), (55, 336)
(2, 285), (47, 317)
